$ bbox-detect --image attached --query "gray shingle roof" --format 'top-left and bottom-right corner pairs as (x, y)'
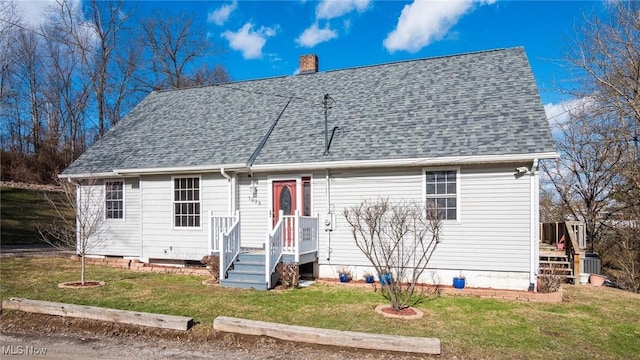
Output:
(63, 47), (556, 175)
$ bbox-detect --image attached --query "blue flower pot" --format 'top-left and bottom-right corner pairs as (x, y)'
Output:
(453, 277), (465, 289)
(339, 273), (350, 283)
(364, 275), (374, 284)
(378, 273), (392, 285)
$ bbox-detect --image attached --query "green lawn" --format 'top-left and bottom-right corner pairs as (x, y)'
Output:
(1, 186), (70, 245)
(1, 256), (639, 359)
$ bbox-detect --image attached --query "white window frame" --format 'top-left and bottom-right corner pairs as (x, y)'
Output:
(104, 179), (125, 220)
(422, 167), (460, 223)
(172, 176), (202, 229)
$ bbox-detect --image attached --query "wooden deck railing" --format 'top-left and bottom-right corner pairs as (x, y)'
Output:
(540, 221), (586, 275)
(564, 222), (583, 278)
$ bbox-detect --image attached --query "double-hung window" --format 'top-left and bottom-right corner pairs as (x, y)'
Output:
(425, 169), (458, 221)
(105, 180), (124, 219)
(173, 177), (200, 227)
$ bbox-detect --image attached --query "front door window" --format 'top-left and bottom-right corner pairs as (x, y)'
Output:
(272, 180), (297, 226)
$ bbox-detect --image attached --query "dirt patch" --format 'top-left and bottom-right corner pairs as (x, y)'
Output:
(58, 281), (105, 289)
(201, 279), (219, 286)
(375, 305), (424, 319)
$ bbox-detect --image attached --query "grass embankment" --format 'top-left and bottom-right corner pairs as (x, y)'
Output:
(1, 257), (639, 359)
(1, 186), (70, 245)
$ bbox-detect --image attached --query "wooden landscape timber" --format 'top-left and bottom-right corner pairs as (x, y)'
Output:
(213, 316), (441, 355)
(1, 298), (193, 331)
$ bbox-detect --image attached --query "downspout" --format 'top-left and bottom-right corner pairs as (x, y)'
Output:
(326, 169), (332, 261)
(220, 168), (233, 215)
(529, 159), (539, 290)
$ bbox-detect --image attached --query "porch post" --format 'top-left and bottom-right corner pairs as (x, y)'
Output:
(294, 209), (300, 263)
(208, 210), (213, 254)
(315, 212), (320, 253)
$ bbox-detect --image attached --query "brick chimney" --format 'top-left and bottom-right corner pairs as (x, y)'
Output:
(299, 54), (318, 74)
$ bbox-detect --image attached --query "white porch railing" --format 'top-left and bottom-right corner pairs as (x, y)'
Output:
(265, 211), (285, 288)
(210, 211), (240, 278)
(265, 210), (319, 287)
(288, 211), (319, 263)
(209, 211), (237, 253)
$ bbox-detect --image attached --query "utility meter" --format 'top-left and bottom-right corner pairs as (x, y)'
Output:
(323, 212), (336, 232)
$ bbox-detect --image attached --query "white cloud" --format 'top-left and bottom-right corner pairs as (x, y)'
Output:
(384, 0), (495, 53)
(296, 0), (369, 48)
(296, 23), (337, 47)
(544, 98), (594, 128)
(221, 23), (277, 59)
(544, 101), (572, 129)
(15, 0), (81, 28)
(208, 0), (237, 26)
(316, 0), (370, 20)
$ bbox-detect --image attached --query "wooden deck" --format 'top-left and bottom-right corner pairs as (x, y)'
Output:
(540, 249), (566, 257)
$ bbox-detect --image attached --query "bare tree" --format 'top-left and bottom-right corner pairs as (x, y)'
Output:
(545, 1), (640, 291)
(52, 0), (141, 138)
(140, 10), (227, 90)
(542, 105), (628, 251)
(38, 179), (106, 285)
(344, 198), (442, 311)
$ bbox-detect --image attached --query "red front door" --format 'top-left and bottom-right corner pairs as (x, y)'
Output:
(272, 180), (297, 226)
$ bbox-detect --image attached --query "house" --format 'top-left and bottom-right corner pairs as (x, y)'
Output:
(61, 47), (558, 291)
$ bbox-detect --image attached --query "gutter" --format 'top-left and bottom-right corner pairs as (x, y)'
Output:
(250, 152), (559, 172)
(60, 153), (559, 179)
(112, 163), (246, 176)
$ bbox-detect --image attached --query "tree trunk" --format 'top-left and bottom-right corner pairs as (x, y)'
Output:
(81, 255), (85, 285)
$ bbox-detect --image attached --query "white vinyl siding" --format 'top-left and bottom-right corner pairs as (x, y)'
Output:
(85, 178), (140, 257)
(237, 173), (270, 249)
(319, 168), (421, 268)
(140, 174), (228, 260)
(316, 164), (532, 278)
(236, 172), (323, 249)
(431, 165), (531, 272)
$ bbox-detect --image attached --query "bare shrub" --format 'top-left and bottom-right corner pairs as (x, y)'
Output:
(200, 255), (220, 283)
(597, 225), (640, 293)
(276, 262), (299, 288)
(344, 197), (442, 311)
(537, 265), (566, 293)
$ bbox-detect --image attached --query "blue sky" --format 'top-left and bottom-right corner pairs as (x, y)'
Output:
(197, 0), (601, 105)
(21, 0), (605, 118)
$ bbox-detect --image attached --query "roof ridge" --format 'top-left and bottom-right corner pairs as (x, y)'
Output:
(151, 47), (523, 94)
(322, 46), (519, 74)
